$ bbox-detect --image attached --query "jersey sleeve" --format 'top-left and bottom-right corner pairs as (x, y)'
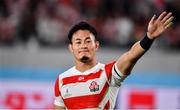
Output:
(111, 62), (127, 87)
(105, 61), (127, 87)
(54, 77), (65, 107)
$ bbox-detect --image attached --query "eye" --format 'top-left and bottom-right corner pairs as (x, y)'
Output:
(75, 41), (81, 44)
(86, 40), (91, 43)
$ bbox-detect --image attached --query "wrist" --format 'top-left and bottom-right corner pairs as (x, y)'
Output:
(140, 34), (154, 50)
(147, 32), (155, 40)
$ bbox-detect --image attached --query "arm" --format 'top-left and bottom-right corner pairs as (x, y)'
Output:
(54, 78), (66, 110)
(54, 105), (66, 110)
(116, 11), (174, 75)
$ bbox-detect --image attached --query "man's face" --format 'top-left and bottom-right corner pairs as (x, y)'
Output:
(69, 30), (99, 63)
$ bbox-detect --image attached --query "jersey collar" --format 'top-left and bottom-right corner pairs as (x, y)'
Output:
(73, 62), (103, 75)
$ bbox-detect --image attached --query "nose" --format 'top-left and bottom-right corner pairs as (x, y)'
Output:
(81, 42), (88, 48)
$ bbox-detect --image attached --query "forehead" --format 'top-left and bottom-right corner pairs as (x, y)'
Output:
(72, 30), (95, 40)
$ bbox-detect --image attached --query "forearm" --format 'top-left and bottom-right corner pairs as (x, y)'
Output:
(116, 35), (153, 75)
(128, 34), (154, 62)
(128, 41), (146, 63)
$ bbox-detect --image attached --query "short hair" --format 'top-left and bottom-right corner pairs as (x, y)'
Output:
(68, 21), (98, 43)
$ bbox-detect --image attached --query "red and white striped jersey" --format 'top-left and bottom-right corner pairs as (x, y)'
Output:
(54, 61), (127, 109)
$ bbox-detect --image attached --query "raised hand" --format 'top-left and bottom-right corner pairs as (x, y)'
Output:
(147, 11), (174, 39)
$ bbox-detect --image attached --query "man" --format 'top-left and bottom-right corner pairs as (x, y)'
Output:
(54, 11), (173, 109)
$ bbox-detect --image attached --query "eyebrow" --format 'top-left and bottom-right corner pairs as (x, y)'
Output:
(85, 37), (91, 41)
(75, 36), (91, 41)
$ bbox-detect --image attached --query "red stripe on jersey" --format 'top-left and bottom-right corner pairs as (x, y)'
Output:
(63, 82), (109, 109)
(62, 69), (103, 85)
(54, 77), (60, 96)
(105, 61), (116, 80)
(103, 100), (110, 110)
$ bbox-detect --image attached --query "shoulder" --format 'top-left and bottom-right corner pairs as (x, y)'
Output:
(95, 61), (116, 73)
(58, 67), (77, 80)
(104, 61), (116, 69)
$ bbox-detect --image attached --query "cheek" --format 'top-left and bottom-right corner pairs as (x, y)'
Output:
(89, 46), (97, 54)
(71, 46), (78, 55)
(73, 48), (79, 55)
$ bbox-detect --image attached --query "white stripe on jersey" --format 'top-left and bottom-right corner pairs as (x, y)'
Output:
(61, 72), (107, 99)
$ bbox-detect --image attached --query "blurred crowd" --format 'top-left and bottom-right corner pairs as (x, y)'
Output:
(0, 0), (180, 49)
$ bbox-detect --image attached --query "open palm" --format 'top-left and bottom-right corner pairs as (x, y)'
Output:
(147, 12), (173, 39)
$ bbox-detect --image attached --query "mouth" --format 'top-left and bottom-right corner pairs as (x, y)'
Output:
(79, 50), (89, 53)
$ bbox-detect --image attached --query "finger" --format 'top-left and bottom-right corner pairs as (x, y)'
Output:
(165, 22), (173, 29)
(164, 16), (174, 25)
(161, 12), (172, 23)
(149, 14), (156, 24)
(157, 11), (167, 22)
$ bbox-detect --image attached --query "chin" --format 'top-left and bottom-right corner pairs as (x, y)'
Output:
(80, 56), (91, 63)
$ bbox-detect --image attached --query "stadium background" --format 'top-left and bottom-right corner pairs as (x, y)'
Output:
(0, 0), (180, 109)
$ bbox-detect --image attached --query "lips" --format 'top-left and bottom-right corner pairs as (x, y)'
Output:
(79, 50), (89, 53)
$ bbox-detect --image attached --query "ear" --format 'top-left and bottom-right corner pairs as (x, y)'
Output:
(68, 44), (73, 53)
(95, 41), (100, 51)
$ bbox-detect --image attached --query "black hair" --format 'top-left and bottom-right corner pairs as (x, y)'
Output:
(68, 21), (98, 43)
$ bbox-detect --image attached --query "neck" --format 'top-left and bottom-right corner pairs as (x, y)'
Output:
(75, 58), (97, 72)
